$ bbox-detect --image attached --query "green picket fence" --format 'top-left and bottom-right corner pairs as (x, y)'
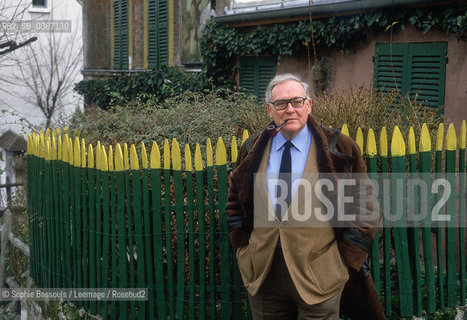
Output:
(27, 121), (466, 319)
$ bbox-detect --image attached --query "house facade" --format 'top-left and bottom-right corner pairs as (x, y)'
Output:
(81, 0), (466, 128)
(213, 0), (466, 129)
(82, 0), (211, 80)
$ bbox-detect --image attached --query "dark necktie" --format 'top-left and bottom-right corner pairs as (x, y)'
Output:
(277, 141), (292, 220)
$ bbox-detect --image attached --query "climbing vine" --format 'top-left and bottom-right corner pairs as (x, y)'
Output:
(200, 6), (467, 85)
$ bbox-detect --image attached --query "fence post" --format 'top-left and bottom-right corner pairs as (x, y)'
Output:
(0, 208), (12, 288)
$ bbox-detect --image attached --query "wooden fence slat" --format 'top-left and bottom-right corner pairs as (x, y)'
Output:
(366, 129), (380, 296)
(163, 139), (175, 319)
(206, 138), (217, 320)
(216, 137), (231, 319)
(115, 144), (128, 320)
(195, 144), (206, 320)
(185, 144), (196, 320)
(419, 124), (436, 314)
(101, 146), (111, 318)
(459, 120), (466, 305)
(445, 124), (457, 307)
(130, 144), (146, 320)
(171, 139), (186, 320)
(124, 143), (136, 320)
(435, 123), (445, 310)
(87, 145), (97, 314)
(391, 127), (413, 317)
(108, 145), (118, 320)
(141, 143), (155, 319)
(150, 141), (166, 319)
(379, 127), (392, 316)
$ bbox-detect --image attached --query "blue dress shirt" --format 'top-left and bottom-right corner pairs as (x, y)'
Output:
(266, 125), (312, 208)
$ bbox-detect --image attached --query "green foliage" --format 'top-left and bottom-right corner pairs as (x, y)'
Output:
(239, 87), (443, 144)
(201, 7), (467, 85)
(68, 89), (259, 155)
(74, 66), (212, 110)
(311, 88), (443, 142)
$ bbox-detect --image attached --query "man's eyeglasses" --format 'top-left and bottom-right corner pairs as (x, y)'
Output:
(270, 97), (307, 110)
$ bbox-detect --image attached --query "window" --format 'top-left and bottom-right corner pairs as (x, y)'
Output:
(239, 56), (276, 100)
(113, 0), (129, 70)
(32, 0), (47, 8)
(373, 42), (447, 111)
(148, 0), (168, 69)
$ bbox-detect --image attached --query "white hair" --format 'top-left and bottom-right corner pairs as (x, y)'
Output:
(265, 73), (310, 104)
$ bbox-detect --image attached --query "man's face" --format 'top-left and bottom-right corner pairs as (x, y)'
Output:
(267, 80), (312, 140)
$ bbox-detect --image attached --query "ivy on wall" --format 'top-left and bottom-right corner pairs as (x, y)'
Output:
(200, 6), (467, 85)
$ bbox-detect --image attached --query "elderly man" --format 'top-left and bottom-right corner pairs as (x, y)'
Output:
(226, 73), (385, 319)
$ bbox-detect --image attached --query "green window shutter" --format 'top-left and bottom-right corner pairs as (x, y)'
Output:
(148, 0), (168, 69)
(374, 42), (446, 110)
(408, 42), (446, 108)
(113, 0), (129, 70)
(239, 56), (276, 100)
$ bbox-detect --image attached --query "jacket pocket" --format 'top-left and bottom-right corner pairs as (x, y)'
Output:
(306, 241), (349, 295)
(236, 242), (257, 284)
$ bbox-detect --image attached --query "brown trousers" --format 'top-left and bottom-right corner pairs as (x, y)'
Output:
(248, 249), (342, 320)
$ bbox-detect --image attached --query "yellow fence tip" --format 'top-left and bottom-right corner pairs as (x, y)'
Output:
(108, 145), (114, 171)
(81, 139), (86, 168)
(45, 128), (50, 141)
(101, 146), (108, 171)
(115, 143), (123, 171)
(172, 138), (181, 171)
(46, 140), (51, 161)
(206, 138), (213, 167)
(163, 139), (170, 170)
(460, 120), (466, 149)
(194, 144), (203, 171)
(96, 141), (102, 170)
(150, 141), (161, 169)
(34, 134), (40, 157)
(419, 123), (432, 152)
(446, 123), (457, 151)
(241, 130), (249, 144)
(366, 129), (377, 156)
(408, 127), (416, 155)
(141, 142), (148, 169)
(355, 127), (364, 154)
(341, 124), (349, 137)
(58, 135), (62, 160)
(88, 144), (95, 169)
(123, 143), (129, 170)
(391, 126), (406, 156)
(52, 135), (57, 160)
(56, 128), (61, 136)
(231, 136), (238, 163)
(379, 127), (388, 157)
(74, 137), (81, 167)
(185, 144), (192, 171)
(216, 137), (227, 166)
(62, 136), (68, 163)
(435, 123), (444, 151)
(68, 137), (73, 165)
(130, 144), (140, 170)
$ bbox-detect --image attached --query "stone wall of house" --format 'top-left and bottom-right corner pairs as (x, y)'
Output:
(277, 26), (467, 129)
(83, 0), (111, 70)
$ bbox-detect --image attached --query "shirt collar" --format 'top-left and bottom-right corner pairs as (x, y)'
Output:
(273, 125), (311, 152)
